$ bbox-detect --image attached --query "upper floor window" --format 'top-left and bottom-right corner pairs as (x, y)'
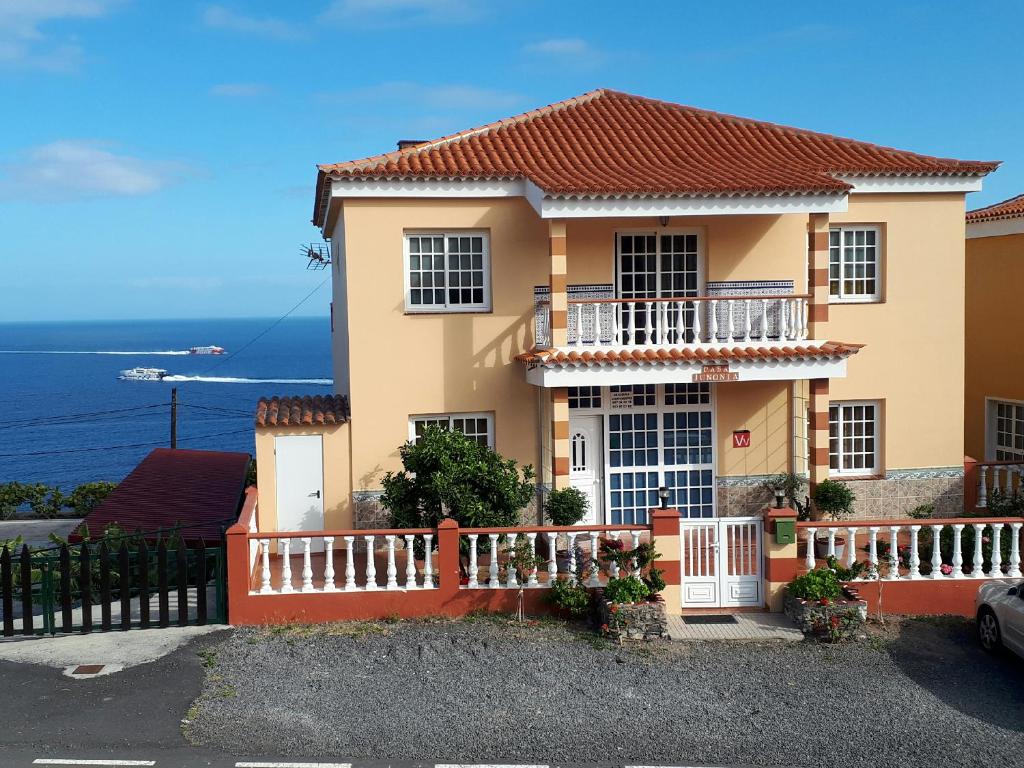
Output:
(405, 232), (490, 312)
(409, 412), (493, 448)
(987, 399), (1024, 461)
(829, 226), (881, 302)
(829, 400), (880, 476)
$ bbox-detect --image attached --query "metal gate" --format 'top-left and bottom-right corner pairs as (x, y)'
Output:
(678, 516), (763, 608)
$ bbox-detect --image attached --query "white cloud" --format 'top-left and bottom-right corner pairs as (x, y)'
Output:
(323, 81), (521, 111)
(0, 0), (121, 72)
(0, 140), (192, 201)
(319, 0), (482, 28)
(523, 37), (605, 70)
(201, 4), (303, 40)
(209, 82), (271, 98)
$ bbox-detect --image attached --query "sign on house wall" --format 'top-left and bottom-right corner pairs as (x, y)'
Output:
(733, 430), (752, 448)
(693, 364), (739, 383)
(609, 390), (634, 410)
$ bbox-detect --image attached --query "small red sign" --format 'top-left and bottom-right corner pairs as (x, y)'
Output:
(733, 430), (751, 448)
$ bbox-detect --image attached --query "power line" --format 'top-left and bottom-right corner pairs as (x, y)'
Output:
(0, 404), (169, 430)
(196, 278), (329, 376)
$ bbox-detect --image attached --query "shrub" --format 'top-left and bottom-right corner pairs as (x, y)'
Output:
(382, 426), (535, 530)
(812, 479), (855, 520)
(67, 481), (117, 516)
(598, 538), (664, 597)
(544, 487), (588, 527)
(546, 577), (591, 617)
(786, 568), (841, 601)
(603, 575), (650, 604)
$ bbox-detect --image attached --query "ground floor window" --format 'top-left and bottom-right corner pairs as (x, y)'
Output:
(828, 400), (880, 475)
(409, 412), (493, 448)
(574, 383), (714, 523)
(987, 399), (1024, 461)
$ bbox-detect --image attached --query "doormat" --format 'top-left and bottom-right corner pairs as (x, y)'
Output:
(682, 614), (738, 625)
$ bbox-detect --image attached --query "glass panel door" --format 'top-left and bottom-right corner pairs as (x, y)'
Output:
(616, 233), (702, 344)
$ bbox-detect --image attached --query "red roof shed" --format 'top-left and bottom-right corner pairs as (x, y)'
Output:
(75, 448), (251, 544)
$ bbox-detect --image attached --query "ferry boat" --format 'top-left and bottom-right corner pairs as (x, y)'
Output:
(119, 367), (168, 381)
(189, 345), (226, 355)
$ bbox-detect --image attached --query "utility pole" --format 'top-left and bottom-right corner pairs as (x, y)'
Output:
(170, 387), (177, 449)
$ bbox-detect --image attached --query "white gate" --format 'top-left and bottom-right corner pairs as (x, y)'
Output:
(678, 517), (763, 608)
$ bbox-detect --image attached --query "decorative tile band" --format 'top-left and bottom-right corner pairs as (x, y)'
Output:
(716, 467), (964, 487)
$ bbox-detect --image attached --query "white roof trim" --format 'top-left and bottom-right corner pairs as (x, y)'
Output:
(967, 217), (1024, 239)
(327, 177), (847, 218)
(524, 354), (849, 387)
(836, 174), (985, 194)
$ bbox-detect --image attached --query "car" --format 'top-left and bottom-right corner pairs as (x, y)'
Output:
(976, 579), (1024, 657)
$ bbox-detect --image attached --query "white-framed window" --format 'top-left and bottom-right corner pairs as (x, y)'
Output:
(409, 412), (494, 448)
(568, 386), (602, 409)
(404, 232), (490, 312)
(828, 226), (881, 302)
(829, 400), (880, 475)
(986, 399), (1024, 461)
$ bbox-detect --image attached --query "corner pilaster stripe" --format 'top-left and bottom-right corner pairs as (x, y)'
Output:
(552, 388), (570, 482)
(549, 221), (568, 345)
(807, 213), (830, 336)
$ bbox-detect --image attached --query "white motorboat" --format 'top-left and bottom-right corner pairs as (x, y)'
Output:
(119, 367), (168, 381)
(189, 345), (225, 355)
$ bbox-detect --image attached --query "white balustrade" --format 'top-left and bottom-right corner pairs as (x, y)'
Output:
(506, 534), (519, 589)
(565, 531), (578, 584)
(423, 534), (434, 589)
(467, 534), (479, 588)
(364, 535), (378, 591)
(259, 539), (272, 594)
(344, 535), (356, 590)
(799, 519), (1024, 582)
(526, 532), (539, 587)
(561, 296), (809, 348)
(608, 531), (621, 579)
(630, 530), (642, 577)
(827, 528), (837, 559)
(300, 538), (314, 593)
(488, 533), (500, 589)
(280, 539), (293, 594)
(323, 537), (336, 592)
(546, 532), (558, 584)
(977, 463), (1024, 508)
(404, 535), (417, 589)
(587, 531), (602, 587)
(385, 535), (399, 590)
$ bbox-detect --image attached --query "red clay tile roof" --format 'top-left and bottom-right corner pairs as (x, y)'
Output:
(315, 89), (998, 224)
(967, 193), (1024, 223)
(516, 341), (863, 366)
(255, 395), (349, 427)
(75, 448), (250, 544)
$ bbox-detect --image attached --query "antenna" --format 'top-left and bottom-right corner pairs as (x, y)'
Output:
(302, 243), (331, 270)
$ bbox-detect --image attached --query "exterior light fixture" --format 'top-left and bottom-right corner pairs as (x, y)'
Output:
(658, 486), (669, 509)
(775, 488), (786, 509)
(658, 215), (670, 227)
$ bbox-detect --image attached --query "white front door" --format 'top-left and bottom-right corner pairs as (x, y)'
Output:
(274, 435), (325, 548)
(679, 517), (763, 608)
(569, 415), (603, 525)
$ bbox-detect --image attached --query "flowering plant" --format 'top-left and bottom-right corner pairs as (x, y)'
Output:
(940, 563), (954, 576)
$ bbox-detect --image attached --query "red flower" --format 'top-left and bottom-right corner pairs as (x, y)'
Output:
(600, 623), (609, 633)
(819, 598), (830, 606)
(610, 604), (620, 614)
(459, 576), (469, 585)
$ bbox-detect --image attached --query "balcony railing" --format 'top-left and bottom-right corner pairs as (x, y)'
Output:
(536, 294), (810, 348)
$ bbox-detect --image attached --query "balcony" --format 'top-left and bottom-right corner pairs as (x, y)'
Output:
(534, 293), (810, 349)
(520, 287), (861, 387)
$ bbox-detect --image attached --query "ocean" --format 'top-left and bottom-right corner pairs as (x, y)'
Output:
(0, 317), (332, 490)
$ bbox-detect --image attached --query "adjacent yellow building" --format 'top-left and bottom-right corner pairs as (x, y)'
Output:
(965, 194), (1024, 466)
(256, 89), (998, 547)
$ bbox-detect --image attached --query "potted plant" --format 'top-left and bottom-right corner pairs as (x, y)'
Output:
(543, 487), (588, 571)
(812, 479), (856, 559)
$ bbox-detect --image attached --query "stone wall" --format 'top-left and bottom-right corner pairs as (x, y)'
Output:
(597, 595), (668, 642)
(783, 593), (867, 641)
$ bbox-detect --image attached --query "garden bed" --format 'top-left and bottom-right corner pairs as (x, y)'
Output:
(597, 594), (668, 642)
(784, 591), (867, 641)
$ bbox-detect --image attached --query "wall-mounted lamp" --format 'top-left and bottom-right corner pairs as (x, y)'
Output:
(658, 485), (670, 509)
(658, 215), (670, 227)
(774, 488), (786, 509)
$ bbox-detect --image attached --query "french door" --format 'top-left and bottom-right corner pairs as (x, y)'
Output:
(616, 232), (704, 344)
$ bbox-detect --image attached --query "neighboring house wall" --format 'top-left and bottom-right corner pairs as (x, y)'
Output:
(255, 422), (352, 531)
(965, 231), (1024, 461)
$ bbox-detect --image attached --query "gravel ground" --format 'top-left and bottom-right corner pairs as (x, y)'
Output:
(187, 616), (1024, 767)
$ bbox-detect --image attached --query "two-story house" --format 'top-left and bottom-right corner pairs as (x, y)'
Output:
(255, 89), (996, 543)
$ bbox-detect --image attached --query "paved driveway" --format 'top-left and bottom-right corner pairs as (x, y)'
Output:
(186, 616), (1024, 768)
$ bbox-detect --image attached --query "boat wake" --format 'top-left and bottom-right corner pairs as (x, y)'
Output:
(161, 375), (333, 385)
(0, 350), (191, 355)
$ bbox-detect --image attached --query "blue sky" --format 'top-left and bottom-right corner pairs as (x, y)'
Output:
(1, 0), (1021, 322)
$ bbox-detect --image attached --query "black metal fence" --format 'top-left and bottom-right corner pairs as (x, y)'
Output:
(0, 539), (226, 637)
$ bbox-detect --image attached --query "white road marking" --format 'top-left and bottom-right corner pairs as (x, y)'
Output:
(235, 763), (353, 768)
(435, 765), (549, 768)
(33, 760), (156, 766)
